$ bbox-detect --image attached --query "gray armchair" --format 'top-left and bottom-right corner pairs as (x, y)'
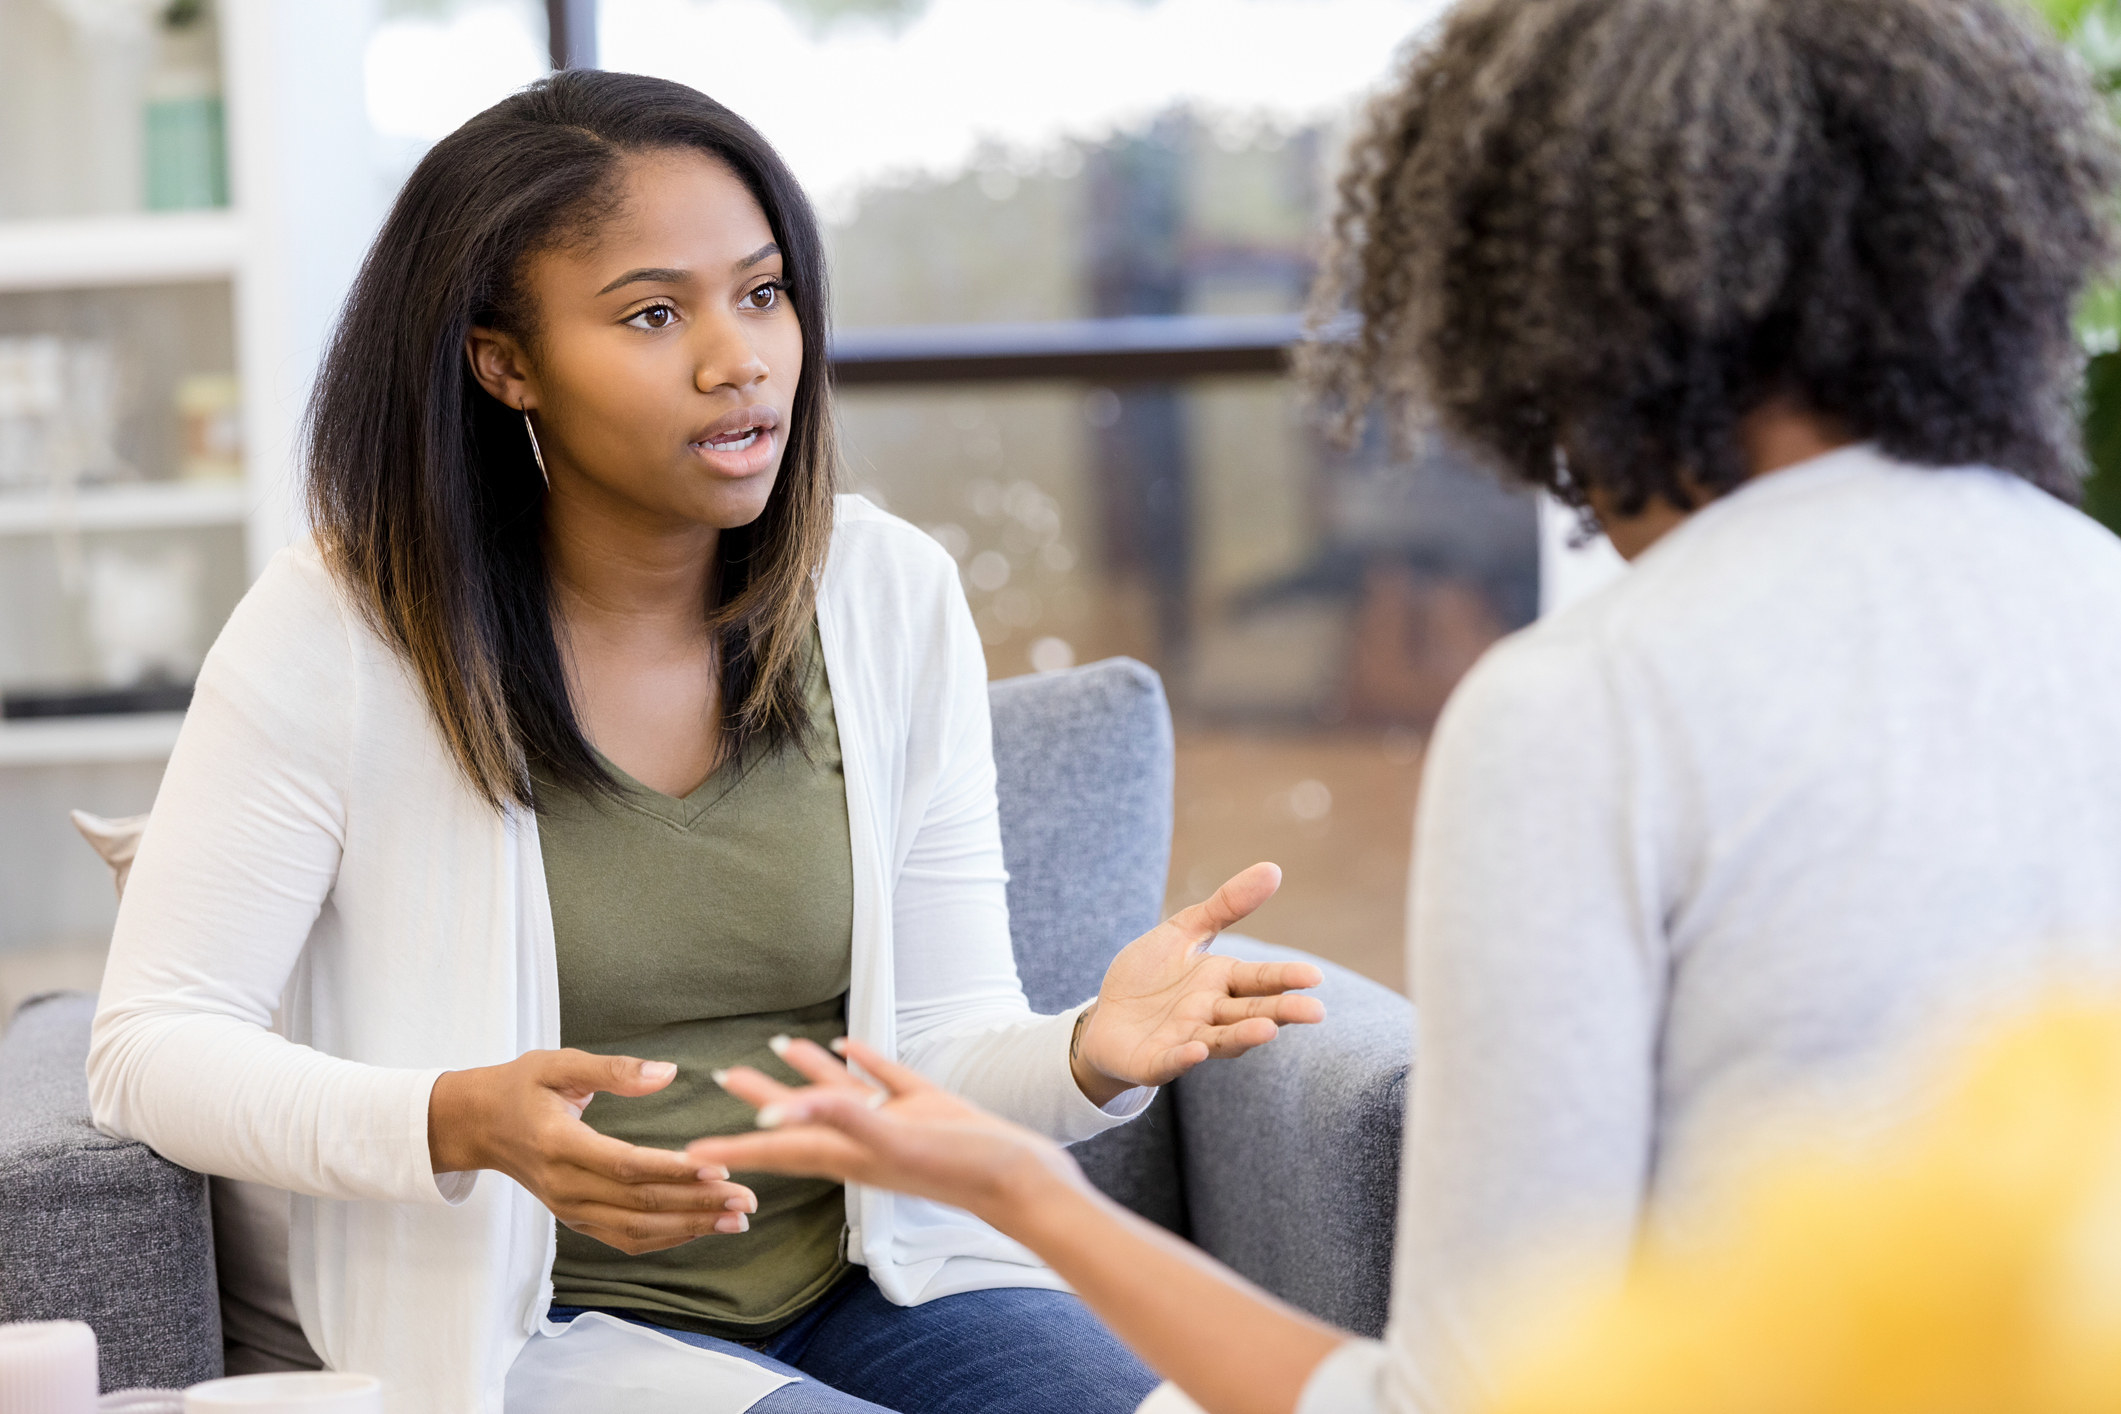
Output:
(0, 658), (1412, 1391)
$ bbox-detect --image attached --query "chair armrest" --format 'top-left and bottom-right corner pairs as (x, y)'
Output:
(1173, 935), (1413, 1337)
(0, 991), (223, 1391)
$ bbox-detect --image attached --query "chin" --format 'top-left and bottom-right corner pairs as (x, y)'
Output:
(687, 473), (781, 531)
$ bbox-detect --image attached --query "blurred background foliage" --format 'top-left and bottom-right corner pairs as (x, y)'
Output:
(2037, 0), (2121, 530)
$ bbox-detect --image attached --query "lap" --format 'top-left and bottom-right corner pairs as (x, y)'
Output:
(549, 1277), (1157, 1414)
(781, 1279), (1160, 1414)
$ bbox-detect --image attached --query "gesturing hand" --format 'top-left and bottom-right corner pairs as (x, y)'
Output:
(695, 1036), (1080, 1229)
(1071, 862), (1325, 1104)
(427, 1049), (757, 1255)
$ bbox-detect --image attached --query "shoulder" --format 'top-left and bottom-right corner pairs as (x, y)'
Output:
(1431, 620), (1618, 776)
(205, 539), (360, 682)
(823, 493), (967, 627)
(827, 493), (960, 583)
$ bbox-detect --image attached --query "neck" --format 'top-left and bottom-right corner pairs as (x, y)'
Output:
(543, 477), (719, 646)
(1589, 399), (1855, 560)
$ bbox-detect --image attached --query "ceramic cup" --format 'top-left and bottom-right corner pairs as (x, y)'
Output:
(181, 1374), (381, 1414)
(98, 1392), (186, 1413)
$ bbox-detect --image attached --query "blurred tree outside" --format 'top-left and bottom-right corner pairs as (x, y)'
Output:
(2037, 0), (2121, 530)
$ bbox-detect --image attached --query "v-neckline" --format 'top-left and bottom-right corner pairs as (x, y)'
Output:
(593, 746), (744, 830)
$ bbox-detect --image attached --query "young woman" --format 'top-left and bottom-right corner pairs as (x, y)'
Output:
(687, 2), (2121, 1413)
(84, 72), (1323, 1414)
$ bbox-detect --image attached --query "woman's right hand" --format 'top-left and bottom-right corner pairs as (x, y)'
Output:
(427, 1049), (757, 1255)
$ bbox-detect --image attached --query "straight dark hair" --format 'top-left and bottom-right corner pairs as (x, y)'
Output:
(306, 70), (838, 811)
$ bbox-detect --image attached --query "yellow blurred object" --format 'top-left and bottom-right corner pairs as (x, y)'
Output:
(1489, 1001), (2121, 1414)
(175, 372), (241, 481)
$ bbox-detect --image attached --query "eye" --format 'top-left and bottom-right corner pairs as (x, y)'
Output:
(742, 281), (785, 312)
(625, 302), (679, 331)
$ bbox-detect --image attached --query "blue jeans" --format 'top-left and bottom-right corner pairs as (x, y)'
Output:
(550, 1272), (1159, 1414)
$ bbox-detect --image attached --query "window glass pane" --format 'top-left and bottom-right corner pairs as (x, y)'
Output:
(844, 378), (1535, 992)
(612, 0), (1480, 992)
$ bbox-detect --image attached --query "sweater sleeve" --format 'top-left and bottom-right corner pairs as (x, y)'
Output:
(879, 524), (1150, 1144)
(1305, 629), (1669, 1414)
(86, 549), (464, 1208)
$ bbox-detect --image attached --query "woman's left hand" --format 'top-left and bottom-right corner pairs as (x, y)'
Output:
(1070, 862), (1325, 1106)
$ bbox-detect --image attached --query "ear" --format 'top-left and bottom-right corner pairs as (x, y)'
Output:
(466, 326), (538, 412)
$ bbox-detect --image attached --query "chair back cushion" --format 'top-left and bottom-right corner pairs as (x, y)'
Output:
(989, 658), (1185, 1232)
(989, 657), (1174, 1012)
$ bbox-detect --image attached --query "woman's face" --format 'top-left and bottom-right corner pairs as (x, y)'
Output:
(470, 148), (803, 534)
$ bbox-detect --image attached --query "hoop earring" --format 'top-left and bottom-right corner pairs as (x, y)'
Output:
(523, 409), (549, 489)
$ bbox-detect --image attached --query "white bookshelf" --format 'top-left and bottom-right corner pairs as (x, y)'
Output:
(0, 0), (379, 953)
(0, 210), (245, 294)
(0, 480), (249, 536)
(0, 713), (186, 767)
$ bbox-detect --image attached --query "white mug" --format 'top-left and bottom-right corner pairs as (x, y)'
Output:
(182, 1374), (381, 1414)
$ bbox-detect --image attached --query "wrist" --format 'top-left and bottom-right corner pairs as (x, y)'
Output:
(426, 1068), (489, 1176)
(1069, 1003), (1132, 1108)
(979, 1139), (1093, 1237)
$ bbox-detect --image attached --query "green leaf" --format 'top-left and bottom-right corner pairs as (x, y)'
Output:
(2033, 0), (2104, 36)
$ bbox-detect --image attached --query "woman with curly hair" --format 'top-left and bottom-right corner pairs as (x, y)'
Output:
(685, 2), (2121, 1412)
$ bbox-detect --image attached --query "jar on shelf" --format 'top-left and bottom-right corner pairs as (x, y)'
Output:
(175, 372), (241, 480)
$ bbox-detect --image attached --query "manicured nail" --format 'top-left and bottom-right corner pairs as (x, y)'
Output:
(829, 1037), (850, 1056)
(710, 1069), (732, 1087)
(642, 1062), (677, 1082)
(716, 1213), (748, 1234)
(767, 1034), (793, 1057)
(724, 1194), (749, 1212)
(757, 1104), (787, 1129)
(696, 1164), (729, 1182)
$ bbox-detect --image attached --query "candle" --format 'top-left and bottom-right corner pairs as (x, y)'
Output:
(181, 1374), (380, 1414)
(0, 1321), (98, 1414)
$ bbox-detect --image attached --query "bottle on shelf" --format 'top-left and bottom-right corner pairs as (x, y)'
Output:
(143, 0), (229, 212)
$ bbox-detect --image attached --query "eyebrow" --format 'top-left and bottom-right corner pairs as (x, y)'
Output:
(595, 244), (783, 297)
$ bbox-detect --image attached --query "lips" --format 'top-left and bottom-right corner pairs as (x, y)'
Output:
(690, 406), (780, 452)
(687, 405), (783, 478)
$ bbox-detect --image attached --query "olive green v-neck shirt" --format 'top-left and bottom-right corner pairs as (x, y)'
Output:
(538, 640), (855, 1340)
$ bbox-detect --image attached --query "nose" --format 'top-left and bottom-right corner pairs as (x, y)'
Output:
(694, 309), (771, 394)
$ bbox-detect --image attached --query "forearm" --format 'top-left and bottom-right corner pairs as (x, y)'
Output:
(88, 1006), (452, 1205)
(996, 1165), (1349, 1414)
(901, 1005), (1150, 1142)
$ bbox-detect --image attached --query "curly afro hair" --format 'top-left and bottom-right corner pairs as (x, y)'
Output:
(1303, 0), (2121, 517)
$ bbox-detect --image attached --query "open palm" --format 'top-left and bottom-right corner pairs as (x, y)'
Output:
(1073, 862), (1325, 1098)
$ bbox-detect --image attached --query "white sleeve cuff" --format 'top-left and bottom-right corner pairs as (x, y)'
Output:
(1053, 1000), (1157, 1141)
(1297, 1338), (1396, 1414)
(414, 1068), (477, 1207)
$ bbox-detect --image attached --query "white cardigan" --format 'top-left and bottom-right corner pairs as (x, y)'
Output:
(88, 496), (1145, 1414)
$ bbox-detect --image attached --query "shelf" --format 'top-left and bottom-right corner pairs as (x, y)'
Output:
(0, 211), (245, 293)
(0, 712), (183, 767)
(0, 480), (249, 536)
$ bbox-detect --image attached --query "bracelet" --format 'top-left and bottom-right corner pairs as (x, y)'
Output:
(1070, 1003), (1096, 1066)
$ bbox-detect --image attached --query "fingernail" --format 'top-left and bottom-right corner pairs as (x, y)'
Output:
(767, 1034), (793, 1057)
(757, 1104), (786, 1129)
(724, 1194), (749, 1211)
(717, 1213), (748, 1234)
(864, 1090), (888, 1110)
(829, 1037), (850, 1056)
(710, 1069), (732, 1087)
(642, 1062), (676, 1082)
(697, 1164), (729, 1182)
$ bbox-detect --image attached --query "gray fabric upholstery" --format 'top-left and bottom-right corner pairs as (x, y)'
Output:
(0, 992), (223, 1391)
(0, 654), (1411, 1381)
(1178, 935), (1413, 1337)
(990, 658), (1175, 1013)
(989, 658), (1191, 1234)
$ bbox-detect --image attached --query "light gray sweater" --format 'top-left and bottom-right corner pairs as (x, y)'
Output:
(1302, 445), (2121, 1412)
